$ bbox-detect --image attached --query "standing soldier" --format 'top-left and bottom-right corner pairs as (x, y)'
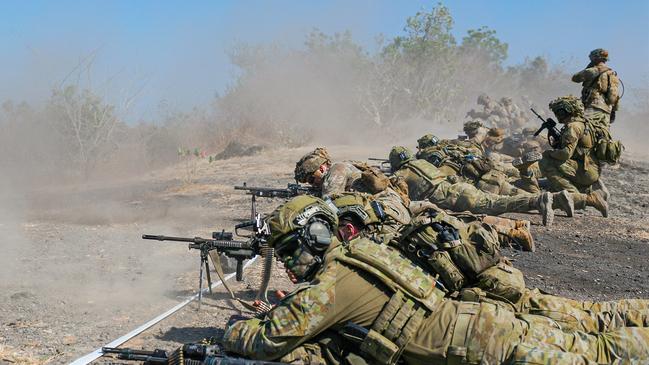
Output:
(572, 48), (621, 131)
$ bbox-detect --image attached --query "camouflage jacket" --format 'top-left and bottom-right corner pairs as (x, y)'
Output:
(572, 64), (620, 114)
(221, 236), (590, 364)
(321, 161), (370, 199)
(546, 117), (595, 163)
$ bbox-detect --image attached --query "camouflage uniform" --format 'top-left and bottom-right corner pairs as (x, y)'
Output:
(537, 96), (608, 216)
(416, 135), (527, 197)
(334, 194), (649, 335)
(572, 49), (621, 131)
(321, 162), (369, 199)
(223, 197), (649, 364)
(391, 153), (550, 219)
(293, 148), (373, 199)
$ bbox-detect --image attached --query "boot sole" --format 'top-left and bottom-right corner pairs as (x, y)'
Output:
(557, 190), (575, 217)
(541, 192), (554, 226)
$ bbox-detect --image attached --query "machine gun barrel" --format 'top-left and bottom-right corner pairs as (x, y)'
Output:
(234, 183), (316, 199)
(142, 234), (253, 249)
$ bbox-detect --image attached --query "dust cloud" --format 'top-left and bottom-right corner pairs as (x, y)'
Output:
(0, 3), (647, 360)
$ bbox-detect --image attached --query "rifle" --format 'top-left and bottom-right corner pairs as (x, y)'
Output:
(142, 214), (270, 308)
(530, 108), (561, 148)
(102, 345), (288, 365)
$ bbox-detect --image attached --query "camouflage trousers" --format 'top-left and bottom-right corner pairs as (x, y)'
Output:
(518, 288), (649, 334)
(461, 302), (649, 364)
(476, 170), (530, 197)
(539, 153), (601, 193)
(429, 180), (539, 216)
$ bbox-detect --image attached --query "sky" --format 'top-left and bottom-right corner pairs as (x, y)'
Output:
(1, 0), (648, 122)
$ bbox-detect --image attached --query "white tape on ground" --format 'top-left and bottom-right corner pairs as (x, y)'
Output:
(69, 256), (258, 365)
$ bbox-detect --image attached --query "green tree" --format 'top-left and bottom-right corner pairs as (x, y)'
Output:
(460, 26), (508, 67)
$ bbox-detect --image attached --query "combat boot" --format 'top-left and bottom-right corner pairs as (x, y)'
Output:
(592, 180), (610, 201)
(481, 216), (534, 251)
(586, 190), (609, 218)
(552, 190), (575, 217)
(507, 221), (535, 252)
(535, 192), (554, 226)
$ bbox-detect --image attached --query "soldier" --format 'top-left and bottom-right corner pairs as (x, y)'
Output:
(389, 146), (573, 226)
(222, 196), (649, 364)
(415, 133), (527, 196)
(294, 147), (378, 199)
(537, 96), (609, 217)
(335, 194), (649, 333)
(572, 48), (621, 131)
(332, 189), (535, 252)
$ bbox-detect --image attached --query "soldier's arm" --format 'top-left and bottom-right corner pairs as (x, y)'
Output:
(222, 261), (389, 360)
(321, 163), (354, 198)
(571, 67), (597, 83)
(547, 123), (583, 161)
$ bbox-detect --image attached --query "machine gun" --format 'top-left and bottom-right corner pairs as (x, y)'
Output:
(234, 182), (317, 308)
(530, 108), (561, 148)
(234, 182), (317, 220)
(102, 345), (288, 365)
(142, 214), (270, 308)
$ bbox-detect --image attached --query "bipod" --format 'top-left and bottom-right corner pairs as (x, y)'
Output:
(197, 247), (213, 310)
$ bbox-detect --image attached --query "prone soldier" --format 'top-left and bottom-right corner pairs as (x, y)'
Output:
(222, 196), (649, 364)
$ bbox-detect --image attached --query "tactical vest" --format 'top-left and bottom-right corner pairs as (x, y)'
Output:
(326, 237), (446, 365)
(397, 159), (448, 201)
(395, 209), (505, 288)
(333, 190), (411, 238)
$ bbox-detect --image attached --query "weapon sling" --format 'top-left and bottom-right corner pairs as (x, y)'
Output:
(209, 251), (258, 313)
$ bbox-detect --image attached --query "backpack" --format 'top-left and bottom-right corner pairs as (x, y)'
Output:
(585, 120), (624, 164)
(396, 210), (501, 292)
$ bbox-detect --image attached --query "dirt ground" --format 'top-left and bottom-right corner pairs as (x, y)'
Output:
(1, 145), (648, 365)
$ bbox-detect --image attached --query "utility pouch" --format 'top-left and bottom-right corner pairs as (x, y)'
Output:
(428, 250), (466, 292)
(359, 329), (400, 365)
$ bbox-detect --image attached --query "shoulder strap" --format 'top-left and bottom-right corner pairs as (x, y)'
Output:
(585, 66), (611, 90)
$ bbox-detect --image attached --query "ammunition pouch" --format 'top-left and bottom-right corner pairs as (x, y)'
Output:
(447, 304), (479, 365)
(364, 291), (428, 365)
(595, 138), (624, 164)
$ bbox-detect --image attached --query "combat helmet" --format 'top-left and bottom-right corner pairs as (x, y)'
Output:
(549, 95), (584, 121)
(294, 147), (331, 183)
(417, 134), (440, 150)
(589, 48), (609, 62)
(463, 120), (484, 137)
(332, 193), (386, 226)
(389, 146), (414, 172)
(266, 195), (338, 250)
